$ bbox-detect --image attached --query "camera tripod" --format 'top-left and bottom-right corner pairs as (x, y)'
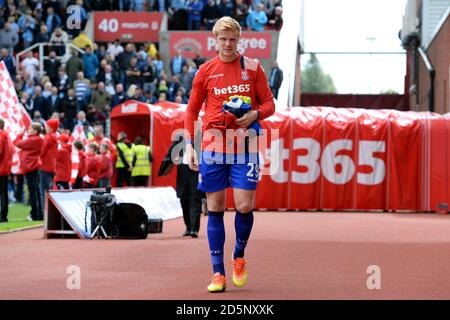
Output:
(89, 205), (113, 239)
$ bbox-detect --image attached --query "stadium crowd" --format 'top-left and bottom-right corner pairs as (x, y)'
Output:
(0, 0), (283, 222)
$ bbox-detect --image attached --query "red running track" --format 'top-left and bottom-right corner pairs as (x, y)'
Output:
(1, 211), (450, 300)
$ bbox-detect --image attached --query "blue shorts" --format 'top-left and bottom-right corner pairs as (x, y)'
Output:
(198, 151), (260, 193)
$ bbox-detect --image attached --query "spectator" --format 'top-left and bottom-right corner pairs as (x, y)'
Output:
(44, 51), (61, 85)
(142, 56), (156, 96)
(169, 0), (188, 30)
(147, 42), (159, 59)
(232, 0), (249, 28)
(131, 136), (152, 187)
(54, 134), (72, 190)
(0, 22), (19, 53)
(14, 123), (44, 221)
(73, 71), (91, 111)
(218, 0), (233, 17)
(127, 85), (145, 102)
(35, 24), (50, 44)
(152, 53), (164, 79)
(168, 75), (182, 101)
(86, 104), (106, 125)
(7, 16), (20, 34)
(72, 141), (86, 189)
(179, 65), (194, 94)
(202, 0), (219, 30)
(97, 143), (113, 188)
(73, 110), (93, 137)
(115, 43), (136, 87)
(0, 118), (14, 223)
(106, 39), (124, 61)
(126, 57), (142, 88)
(39, 118), (59, 208)
(94, 43), (106, 62)
(42, 81), (53, 99)
(170, 50), (187, 76)
(65, 50), (84, 85)
(14, 74), (24, 92)
(17, 9), (35, 48)
(266, 0), (283, 17)
(21, 51), (39, 80)
(45, 7), (61, 34)
(82, 45), (99, 81)
(32, 85), (51, 120)
(22, 79), (35, 97)
(158, 91), (168, 102)
(20, 91), (33, 115)
(48, 86), (62, 114)
(192, 50), (206, 68)
(102, 64), (116, 96)
(91, 82), (111, 115)
(175, 87), (188, 104)
(111, 83), (127, 108)
(0, 48), (16, 78)
(56, 67), (70, 99)
(269, 60), (283, 99)
(187, 0), (203, 30)
(267, 5), (283, 30)
(246, 3), (267, 31)
(33, 110), (47, 127)
(49, 27), (68, 56)
(61, 88), (78, 131)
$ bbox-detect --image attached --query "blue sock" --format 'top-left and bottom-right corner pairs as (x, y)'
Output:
(233, 210), (254, 259)
(207, 211), (226, 276)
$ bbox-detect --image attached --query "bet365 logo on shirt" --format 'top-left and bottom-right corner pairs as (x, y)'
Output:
(214, 84), (250, 95)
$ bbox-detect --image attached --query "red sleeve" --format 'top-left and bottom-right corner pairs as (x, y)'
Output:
(40, 135), (50, 156)
(14, 134), (31, 149)
(185, 67), (207, 142)
(255, 63), (275, 120)
(0, 134), (5, 157)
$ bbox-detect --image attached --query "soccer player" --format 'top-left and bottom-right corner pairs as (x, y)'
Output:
(184, 16), (275, 292)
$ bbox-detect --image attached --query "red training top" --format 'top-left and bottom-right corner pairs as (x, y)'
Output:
(14, 133), (43, 174)
(40, 133), (58, 173)
(99, 152), (113, 179)
(54, 143), (72, 183)
(185, 53), (275, 152)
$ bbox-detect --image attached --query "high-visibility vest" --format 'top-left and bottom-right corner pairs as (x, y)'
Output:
(116, 142), (134, 169)
(132, 144), (151, 177)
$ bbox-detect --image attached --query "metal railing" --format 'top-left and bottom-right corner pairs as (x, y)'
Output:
(15, 42), (85, 78)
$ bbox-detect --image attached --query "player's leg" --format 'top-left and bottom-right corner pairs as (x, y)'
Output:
(199, 151), (230, 292)
(229, 156), (259, 287)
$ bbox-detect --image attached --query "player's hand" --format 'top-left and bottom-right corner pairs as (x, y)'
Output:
(235, 110), (258, 128)
(186, 143), (199, 172)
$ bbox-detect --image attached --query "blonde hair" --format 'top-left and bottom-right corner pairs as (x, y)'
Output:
(212, 16), (242, 38)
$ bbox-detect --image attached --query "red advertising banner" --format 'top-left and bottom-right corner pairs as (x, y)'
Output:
(111, 101), (450, 212)
(94, 12), (163, 43)
(170, 31), (272, 59)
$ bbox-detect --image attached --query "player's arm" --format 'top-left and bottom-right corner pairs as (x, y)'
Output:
(236, 62), (275, 128)
(184, 68), (206, 171)
(254, 62), (275, 120)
